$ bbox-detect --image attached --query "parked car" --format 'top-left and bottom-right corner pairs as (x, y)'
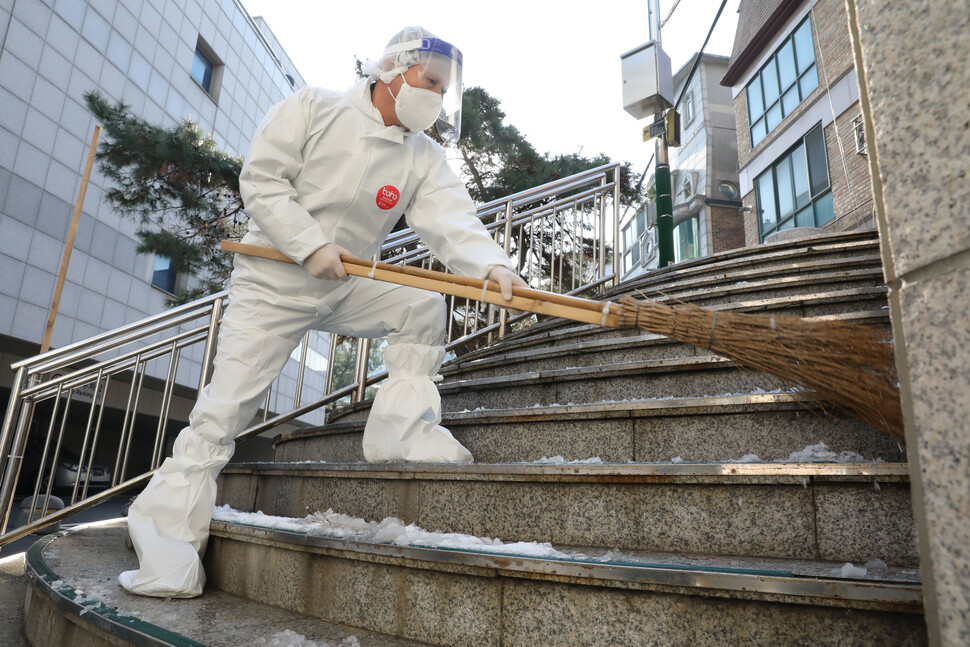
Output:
(17, 436), (112, 494)
(51, 450), (112, 490)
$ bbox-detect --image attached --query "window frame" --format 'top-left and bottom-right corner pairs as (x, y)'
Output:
(745, 16), (819, 148)
(621, 207), (650, 275)
(151, 255), (179, 295)
(754, 123), (834, 241)
(673, 215), (700, 263)
(191, 36), (223, 102)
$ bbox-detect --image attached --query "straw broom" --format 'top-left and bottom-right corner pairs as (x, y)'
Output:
(615, 295), (902, 442)
(221, 241), (903, 443)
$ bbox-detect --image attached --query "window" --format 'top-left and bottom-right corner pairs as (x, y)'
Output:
(622, 208), (648, 274)
(718, 180), (739, 200)
(191, 48), (214, 92)
(746, 17), (819, 148)
(754, 124), (834, 241)
(683, 92), (694, 125)
(674, 215), (700, 263)
(851, 114), (867, 155)
(679, 171), (695, 200)
(152, 256), (177, 294)
(191, 37), (222, 99)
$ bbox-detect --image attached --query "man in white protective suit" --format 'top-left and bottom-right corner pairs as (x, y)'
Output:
(119, 26), (527, 598)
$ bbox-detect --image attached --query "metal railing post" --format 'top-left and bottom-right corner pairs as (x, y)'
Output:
(76, 373), (109, 502)
(0, 367), (26, 488)
(26, 384), (64, 523)
(118, 361), (146, 484)
(0, 367), (28, 535)
(498, 200), (514, 339)
(325, 333), (337, 396)
(599, 174), (607, 281)
(262, 387), (272, 423)
(294, 331), (310, 409)
(353, 338), (370, 402)
(198, 297), (224, 392)
(0, 401), (35, 535)
(613, 165), (622, 285)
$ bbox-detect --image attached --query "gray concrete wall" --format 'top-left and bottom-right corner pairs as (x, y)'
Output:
(845, 1), (970, 644)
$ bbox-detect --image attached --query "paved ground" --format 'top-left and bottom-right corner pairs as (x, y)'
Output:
(30, 521), (421, 647)
(0, 495), (131, 647)
(1, 552), (29, 647)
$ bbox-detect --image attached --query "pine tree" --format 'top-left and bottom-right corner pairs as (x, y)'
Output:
(86, 87), (646, 310)
(85, 91), (245, 305)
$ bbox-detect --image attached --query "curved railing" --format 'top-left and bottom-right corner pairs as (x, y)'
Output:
(0, 163), (622, 546)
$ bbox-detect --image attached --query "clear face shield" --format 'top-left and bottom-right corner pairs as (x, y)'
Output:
(383, 37), (463, 145)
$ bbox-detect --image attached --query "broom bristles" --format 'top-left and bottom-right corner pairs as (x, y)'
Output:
(617, 296), (904, 443)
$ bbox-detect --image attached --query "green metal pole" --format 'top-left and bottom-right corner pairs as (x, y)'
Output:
(655, 137), (674, 266)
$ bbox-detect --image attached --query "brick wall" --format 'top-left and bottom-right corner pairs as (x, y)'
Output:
(733, 0), (875, 242)
(812, 0), (855, 88)
(733, 76), (757, 169)
(740, 191), (760, 246)
(710, 206), (747, 252)
(736, 0), (857, 169)
(822, 105), (876, 232)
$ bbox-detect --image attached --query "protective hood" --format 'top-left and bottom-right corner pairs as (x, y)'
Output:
(362, 27), (464, 145)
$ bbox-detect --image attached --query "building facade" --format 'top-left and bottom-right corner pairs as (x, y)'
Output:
(0, 0), (316, 464)
(620, 53), (742, 280)
(721, 0), (874, 245)
(669, 53), (744, 263)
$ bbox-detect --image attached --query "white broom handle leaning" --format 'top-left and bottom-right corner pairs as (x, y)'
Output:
(220, 240), (622, 328)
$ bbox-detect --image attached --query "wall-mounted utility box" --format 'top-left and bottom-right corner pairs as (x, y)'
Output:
(620, 41), (674, 119)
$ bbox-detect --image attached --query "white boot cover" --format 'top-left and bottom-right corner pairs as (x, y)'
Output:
(363, 343), (472, 463)
(118, 429), (232, 598)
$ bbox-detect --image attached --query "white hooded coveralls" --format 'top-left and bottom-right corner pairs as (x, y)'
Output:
(119, 79), (515, 597)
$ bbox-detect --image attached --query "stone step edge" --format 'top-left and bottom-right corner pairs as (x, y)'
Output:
(444, 329), (677, 372)
(23, 524), (432, 647)
(440, 355), (738, 393)
(222, 460), (909, 484)
(446, 310), (890, 372)
(612, 253), (883, 300)
(459, 302), (890, 365)
(443, 303), (882, 373)
(607, 234), (879, 295)
(447, 392), (824, 422)
(623, 264), (884, 303)
(273, 392), (821, 447)
(208, 518), (922, 613)
(277, 393), (848, 443)
(25, 530), (208, 647)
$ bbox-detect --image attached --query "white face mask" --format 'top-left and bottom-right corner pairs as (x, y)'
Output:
(388, 73), (442, 133)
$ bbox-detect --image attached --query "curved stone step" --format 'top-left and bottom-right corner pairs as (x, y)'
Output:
(276, 394), (905, 464)
(440, 356), (761, 411)
(23, 521), (431, 647)
(326, 356), (769, 422)
(450, 307), (890, 370)
(201, 511), (926, 646)
(609, 232), (881, 299)
(443, 288), (891, 379)
(444, 331), (701, 379)
(441, 309), (891, 385)
(649, 267), (886, 308)
(218, 462), (917, 566)
(619, 254), (884, 300)
(325, 290), (893, 426)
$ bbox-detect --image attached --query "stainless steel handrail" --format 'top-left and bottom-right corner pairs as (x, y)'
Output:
(0, 163), (622, 546)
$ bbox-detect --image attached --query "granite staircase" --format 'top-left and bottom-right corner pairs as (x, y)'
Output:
(20, 230), (927, 646)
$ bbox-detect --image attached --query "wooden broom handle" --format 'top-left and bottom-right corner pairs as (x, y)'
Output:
(220, 240), (622, 328)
